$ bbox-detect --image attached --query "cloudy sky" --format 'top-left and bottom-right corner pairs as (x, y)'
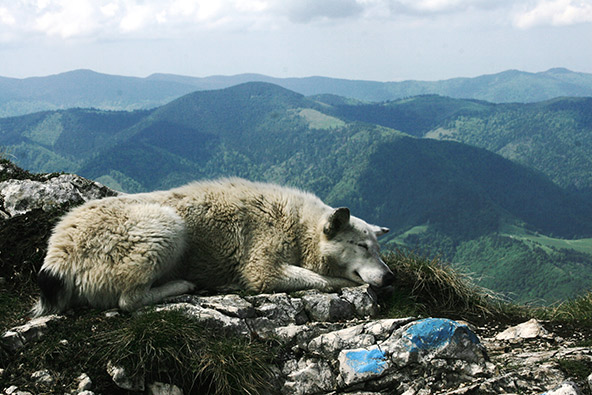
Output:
(0, 0), (591, 81)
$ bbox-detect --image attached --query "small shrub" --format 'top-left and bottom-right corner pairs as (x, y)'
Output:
(0, 287), (34, 334)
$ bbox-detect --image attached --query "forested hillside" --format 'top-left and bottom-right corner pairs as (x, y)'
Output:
(326, 95), (592, 196)
(1, 82), (591, 303)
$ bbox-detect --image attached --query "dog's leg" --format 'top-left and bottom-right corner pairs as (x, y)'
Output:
(267, 265), (358, 292)
(119, 280), (196, 312)
(142, 280), (196, 306)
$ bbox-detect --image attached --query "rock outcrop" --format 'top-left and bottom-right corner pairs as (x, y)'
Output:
(3, 286), (592, 394)
(0, 161), (118, 219)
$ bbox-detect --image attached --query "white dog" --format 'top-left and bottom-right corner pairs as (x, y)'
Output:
(32, 178), (393, 316)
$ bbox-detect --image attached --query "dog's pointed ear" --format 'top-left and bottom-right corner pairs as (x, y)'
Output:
(323, 207), (350, 239)
(372, 226), (389, 237)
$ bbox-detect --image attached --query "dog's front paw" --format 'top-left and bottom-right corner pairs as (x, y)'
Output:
(175, 280), (197, 294)
(322, 278), (358, 292)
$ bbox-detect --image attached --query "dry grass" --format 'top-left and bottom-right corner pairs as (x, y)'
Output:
(1, 308), (276, 394)
(536, 290), (592, 325)
(93, 309), (275, 394)
(382, 249), (527, 323)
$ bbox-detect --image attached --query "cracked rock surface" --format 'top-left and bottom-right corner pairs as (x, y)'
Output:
(3, 287), (591, 394)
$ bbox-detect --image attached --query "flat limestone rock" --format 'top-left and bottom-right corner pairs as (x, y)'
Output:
(495, 318), (551, 341)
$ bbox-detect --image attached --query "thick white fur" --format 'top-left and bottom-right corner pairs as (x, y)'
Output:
(32, 178), (391, 316)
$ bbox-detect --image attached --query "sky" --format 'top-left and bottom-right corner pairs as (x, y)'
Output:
(0, 0), (591, 81)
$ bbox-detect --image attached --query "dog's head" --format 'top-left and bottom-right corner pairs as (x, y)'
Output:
(320, 207), (394, 288)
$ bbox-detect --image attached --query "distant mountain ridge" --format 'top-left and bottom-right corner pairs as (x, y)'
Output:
(2, 68), (592, 117)
(0, 69), (197, 117)
(155, 67), (592, 103)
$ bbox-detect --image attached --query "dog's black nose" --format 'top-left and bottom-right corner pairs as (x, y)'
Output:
(382, 271), (395, 286)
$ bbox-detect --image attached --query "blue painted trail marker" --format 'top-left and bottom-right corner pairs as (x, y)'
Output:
(402, 318), (480, 353)
(345, 348), (388, 374)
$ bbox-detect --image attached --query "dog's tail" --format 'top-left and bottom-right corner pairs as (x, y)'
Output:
(31, 268), (72, 317)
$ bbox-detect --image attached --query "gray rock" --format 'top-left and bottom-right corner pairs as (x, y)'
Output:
(0, 174), (117, 217)
(495, 318), (551, 341)
(588, 372), (592, 392)
(271, 323), (314, 345)
(31, 369), (54, 386)
(246, 293), (308, 325)
(545, 381), (582, 395)
(271, 315), (488, 394)
(308, 324), (375, 358)
(1, 315), (64, 352)
(3, 386), (33, 395)
(190, 294), (257, 318)
(338, 345), (390, 386)
(106, 361), (145, 392)
(147, 382), (184, 395)
(282, 358), (337, 395)
(301, 290), (355, 322)
(270, 322), (346, 347)
(76, 373), (93, 391)
(385, 318), (487, 366)
(340, 285), (379, 317)
(363, 317), (416, 341)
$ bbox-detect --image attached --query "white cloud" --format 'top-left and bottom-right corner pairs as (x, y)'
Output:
(514, 0), (592, 28)
(34, 0), (99, 38)
(388, 0), (468, 14)
(0, 7), (16, 25)
(119, 3), (156, 32)
(0, 0), (590, 43)
(365, 0), (515, 17)
(100, 2), (119, 18)
(272, 0), (364, 23)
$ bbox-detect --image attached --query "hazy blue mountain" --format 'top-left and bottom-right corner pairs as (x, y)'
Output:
(3, 68), (592, 117)
(0, 69), (198, 117)
(148, 67), (592, 103)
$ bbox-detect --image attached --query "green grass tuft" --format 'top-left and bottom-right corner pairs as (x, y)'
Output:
(1, 308), (276, 394)
(93, 309), (275, 394)
(536, 291), (592, 326)
(382, 249), (527, 323)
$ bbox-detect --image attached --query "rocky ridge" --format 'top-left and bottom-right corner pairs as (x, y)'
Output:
(2, 286), (592, 394)
(1, 162), (591, 394)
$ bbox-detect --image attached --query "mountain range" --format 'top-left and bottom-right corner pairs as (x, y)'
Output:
(3, 68), (592, 117)
(1, 79), (592, 303)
